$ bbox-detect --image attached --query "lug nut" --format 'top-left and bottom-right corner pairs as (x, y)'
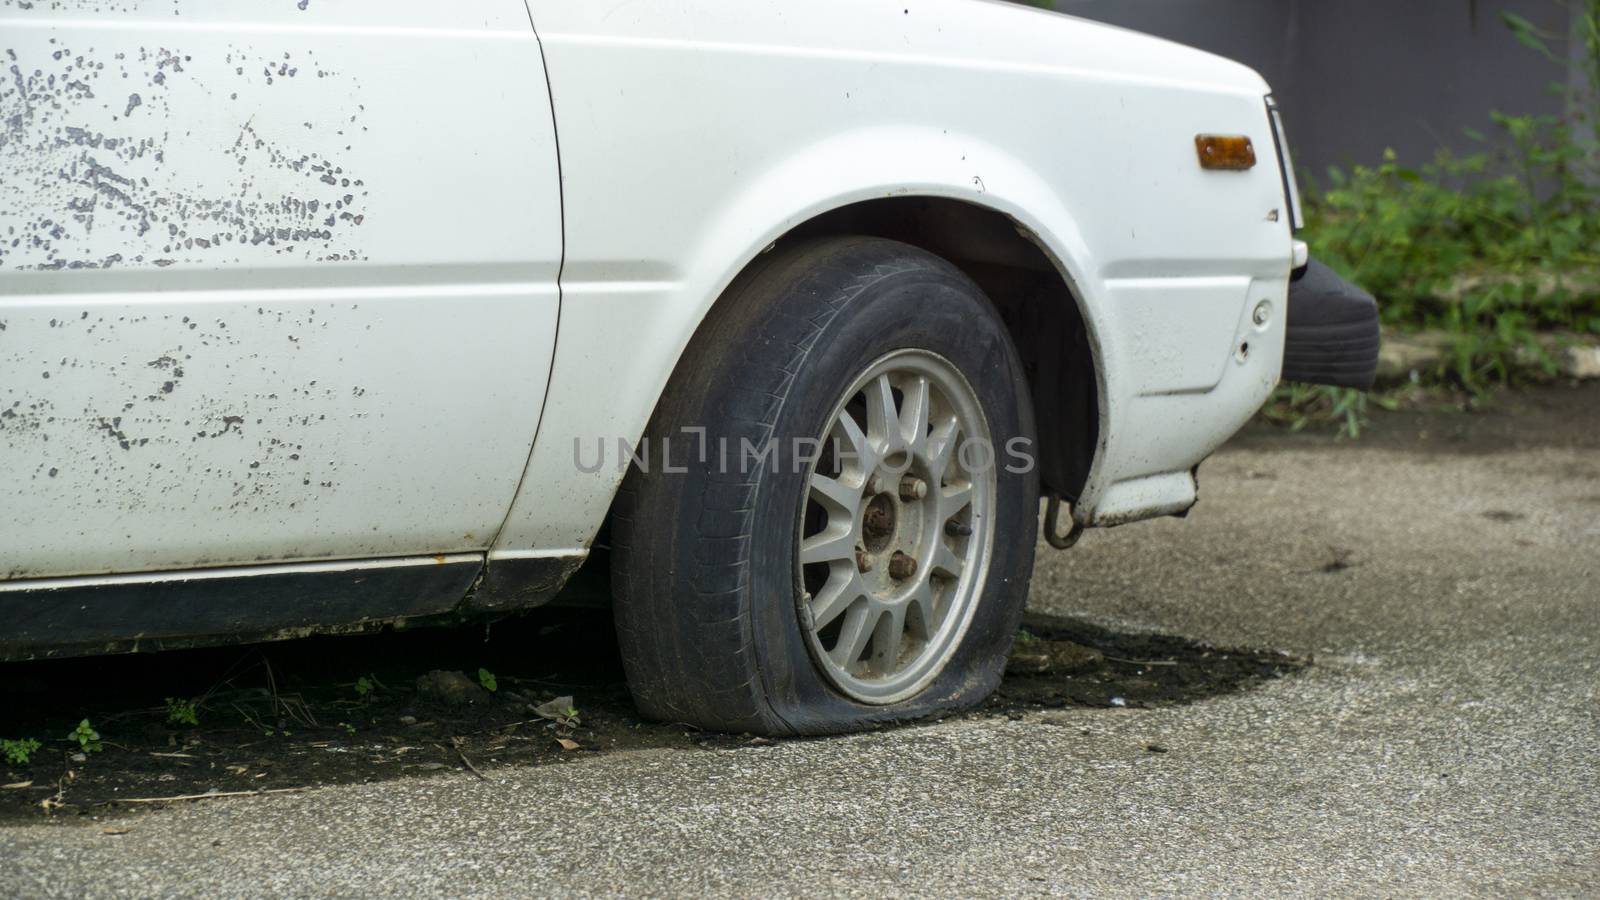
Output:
(945, 520), (973, 538)
(855, 547), (873, 574)
(898, 476), (927, 501)
(888, 551), (917, 580)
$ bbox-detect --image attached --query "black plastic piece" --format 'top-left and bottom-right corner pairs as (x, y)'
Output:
(1283, 259), (1381, 389)
(0, 560), (483, 661)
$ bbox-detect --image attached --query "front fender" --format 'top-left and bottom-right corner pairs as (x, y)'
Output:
(490, 124), (1109, 556)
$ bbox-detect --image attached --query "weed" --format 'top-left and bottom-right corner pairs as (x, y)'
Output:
(1302, 58), (1600, 398)
(354, 675), (375, 699)
(1261, 385), (1401, 439)
(1286, 7), (1600, 422)
(164, 697), (199, 727)
(2, 738), (41, 766)
(478, 668), (498, 693)
(67, 719), (102, 754)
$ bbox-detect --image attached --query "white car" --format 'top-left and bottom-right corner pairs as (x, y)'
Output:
(0, 0), (1377, 733)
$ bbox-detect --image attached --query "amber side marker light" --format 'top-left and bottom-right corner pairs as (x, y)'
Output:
(1195, 134), (1257, 171)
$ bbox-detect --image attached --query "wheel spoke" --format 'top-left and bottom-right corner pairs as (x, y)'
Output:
(809, 569), (862, 630)
(865, 374), (902, 455)
(907, 582), (938, 641)
(938, 482), (973, 521)
(871, 605), (906, 671)
(931, 542), (965, 579)
(800, 526), (855, 566)
(899, 376), (930, 451)
(808, 472), (861, 517)
(830, 408), (874, 474)
(925, 417), (960, 483)
(829, 604), (878, 668)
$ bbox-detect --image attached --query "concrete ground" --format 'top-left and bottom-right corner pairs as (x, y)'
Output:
(4, 387), (1599, 897)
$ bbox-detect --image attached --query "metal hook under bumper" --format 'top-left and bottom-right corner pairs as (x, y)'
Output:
(1043, 494), (1085, 551)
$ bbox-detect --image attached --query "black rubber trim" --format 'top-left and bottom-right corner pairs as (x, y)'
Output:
(0, 559), (483, 661)
(1283, 259), (1381, 390)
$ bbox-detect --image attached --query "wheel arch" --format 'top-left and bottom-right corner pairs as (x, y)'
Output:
(781, 196), (1102, 503)
(657, 127), (1110, 510)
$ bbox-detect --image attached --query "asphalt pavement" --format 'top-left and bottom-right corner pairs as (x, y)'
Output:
(4, 386), (1598, 897)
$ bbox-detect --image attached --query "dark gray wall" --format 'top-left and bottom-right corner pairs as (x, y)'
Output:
(1056, 0), (1576, 178)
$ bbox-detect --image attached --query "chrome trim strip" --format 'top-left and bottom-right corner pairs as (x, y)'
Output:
(1265, 96), (1304, 231)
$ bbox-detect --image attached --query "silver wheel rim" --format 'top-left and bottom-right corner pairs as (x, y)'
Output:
(796, 348), (997, 705)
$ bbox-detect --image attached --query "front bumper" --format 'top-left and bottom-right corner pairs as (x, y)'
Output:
(1283, 259), (1381, 389)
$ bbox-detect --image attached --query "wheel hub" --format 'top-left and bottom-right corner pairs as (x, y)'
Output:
(860, 492), (897, 553)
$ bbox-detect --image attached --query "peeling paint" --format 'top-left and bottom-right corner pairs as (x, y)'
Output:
(1, 36), (370, 270)
(1, 1), (313, 14)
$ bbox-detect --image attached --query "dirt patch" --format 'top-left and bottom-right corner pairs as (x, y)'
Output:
(0, 610), (703, 824)
(985, 613), (1307, 713)
(0, 609), (1304, 823)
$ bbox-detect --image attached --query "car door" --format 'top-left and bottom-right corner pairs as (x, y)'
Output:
(0, 0), (561, 580)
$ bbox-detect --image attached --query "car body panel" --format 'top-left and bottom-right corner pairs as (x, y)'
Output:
(492, 0), (1291, 556)
(0, 0), (561, 578)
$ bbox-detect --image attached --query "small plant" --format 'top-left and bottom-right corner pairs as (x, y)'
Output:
(534, 696), (581, 728)
(354, 675), (375, 699)
(2, 738), (41, 766)
(477, 668), (498, 693)
(67, 719), (102, 753)
(1261, 385), (1400, 440)
(339, 722), (356, 736)
(164, 697), (199, 727)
